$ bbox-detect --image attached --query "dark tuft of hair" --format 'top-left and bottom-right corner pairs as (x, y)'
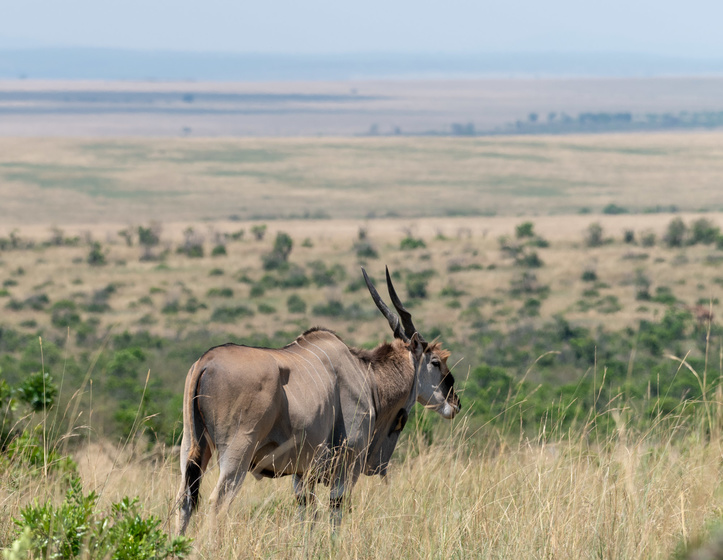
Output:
(351, 342), (395, 365)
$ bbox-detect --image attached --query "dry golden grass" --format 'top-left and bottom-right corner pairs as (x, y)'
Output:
(1, 133), (723, 225)
(4, 405), (723, 559)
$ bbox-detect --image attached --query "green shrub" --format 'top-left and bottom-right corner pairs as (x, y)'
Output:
(251, 224), (267, 241)
(5, 429), (77, 477)
(24, 293), (50, 311)
(84, 284), (116, 313)
(250, 284), (265, 297)
(262, 232), (293, 271)
(440, 284), (466, 297)
(161, 300), (179, 314)
(528, 236), (549, 248)
(623, 229), (635, 244)
(206, 287), (234, 298)
(603, 203), (628, 215)
(16, 372), (57, 412)
(641, 230), (656, 247)
(181, 297), (204, 314)
(406, 275), (429, 299)
(400, 236), (426, 250)
(581, 269), (597, 282)
(652, 286), (677, 305)
(106, 348), (147, 403)
(261, 252), (287, 271)
(309, 261), (346, 287)
(277, 265), (310, 288)
(509, 272), (550, 299)
(5, 478), (191, 560)
(664, 217), (687, 247)
(257, 302), (276, 315)
(354, 241), (379, 259)
(519, 297), (541, 317)
(635, 270), (652, 300)
(51, 300), (81, 328)
(210, 305), (254, 323)
(209, 268), (224, 276)
(585, 222), (604, 247)
(137, 224), (161, 247)
(515, 221), (535, 238)
(211, 244), (227, 256)
(87, 242), (106, 266)
(689, 218), (720, 245)
(5, 299), (23, 311)
(178, 227), (204, 258)
(312, 300), (345, 317)
(345, 276), (368, 292)
(287, 294), (307, 314)
(597, 295), (622, 314)
(186, 245), (204, 258)
(516, 250), (544, 268)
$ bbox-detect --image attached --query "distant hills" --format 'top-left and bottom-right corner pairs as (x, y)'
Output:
(1, 49), (723, 81)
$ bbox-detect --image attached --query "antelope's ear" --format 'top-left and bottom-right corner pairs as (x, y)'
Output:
(409, 332), (424, 360)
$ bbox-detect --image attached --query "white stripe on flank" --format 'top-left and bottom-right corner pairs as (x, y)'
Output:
(288, 341), (328, 390)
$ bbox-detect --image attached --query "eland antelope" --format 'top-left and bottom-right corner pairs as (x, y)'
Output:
(176, 267), (460, 533)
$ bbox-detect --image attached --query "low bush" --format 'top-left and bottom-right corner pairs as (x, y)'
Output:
(641, 230), (656, 247)
(585, 223), (605, 247)
(603, 203), (628, 215)
(287, 294), (307, 314)
(210, 305), (254, 323)
(664, 217), (687, 247)
(206, 287), (234, 298)
(309, 260), (346, 287)
(400, 236), (426, 250)
(312, 299), (345, 317)
(257, 302), (276, 315)
(211, 244), (227, 256)
(515, 221), (535, 238)
(261, 232), (293, 271)
(690, 217), (720, 245)
(4, 479), (191, 559)
(406, 270), (434, 300)
(251, 224), (267, 241)
(51, 300), (81, 328)
(87, 242), (106, 266)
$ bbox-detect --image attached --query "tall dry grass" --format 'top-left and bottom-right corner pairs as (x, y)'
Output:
(4, 390), (723, 559)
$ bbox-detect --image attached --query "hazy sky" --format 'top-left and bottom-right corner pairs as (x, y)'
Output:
(2, 0), (722, 57)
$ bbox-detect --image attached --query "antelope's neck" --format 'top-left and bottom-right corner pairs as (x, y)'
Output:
(367, 343), (415, 413)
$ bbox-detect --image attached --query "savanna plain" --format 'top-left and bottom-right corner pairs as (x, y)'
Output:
(3, 133), (723, 559)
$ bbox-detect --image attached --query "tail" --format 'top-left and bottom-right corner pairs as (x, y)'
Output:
(179, 361), (210, 523)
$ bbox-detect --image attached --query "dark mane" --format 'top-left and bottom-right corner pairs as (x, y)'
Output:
(350, 342), (395, 365)
(281, 326), (344, 349)
(302, 326), (339, 337)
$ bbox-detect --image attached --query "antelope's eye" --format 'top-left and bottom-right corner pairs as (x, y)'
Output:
(430, 358), (441, 368)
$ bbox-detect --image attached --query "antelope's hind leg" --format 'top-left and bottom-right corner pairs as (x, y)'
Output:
(176, 436), (213, 535)
(208, 435), (257, 531)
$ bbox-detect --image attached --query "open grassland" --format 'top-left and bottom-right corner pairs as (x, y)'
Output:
(2, 212), (723, 346)
(1, 133), (723, 224)
(4, 133), (723, 558)
(3, 407), (723, 559)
